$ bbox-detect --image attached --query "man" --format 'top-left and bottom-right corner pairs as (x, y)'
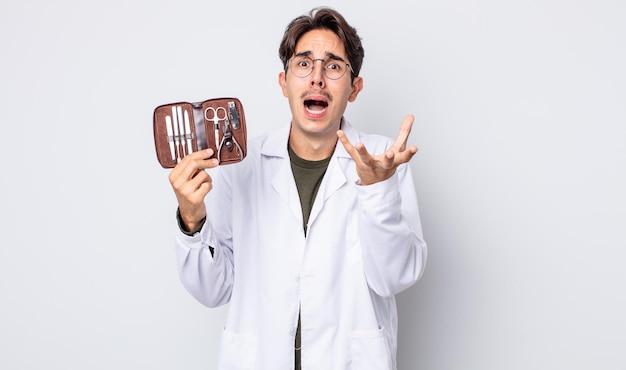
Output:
(169, 7), (427, 370)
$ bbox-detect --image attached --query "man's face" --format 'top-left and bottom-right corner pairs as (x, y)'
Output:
(279, 29), (363, 142)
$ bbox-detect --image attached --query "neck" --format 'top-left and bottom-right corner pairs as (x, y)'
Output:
(288, 133), (337, 161)
(288, 117), (343, 160)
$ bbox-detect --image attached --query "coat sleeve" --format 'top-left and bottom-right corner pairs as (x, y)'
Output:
(356, 162), (428, 297)
(174, 167), (235, 308)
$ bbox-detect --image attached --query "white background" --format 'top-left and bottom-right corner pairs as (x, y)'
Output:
(1, 0), (625, 369)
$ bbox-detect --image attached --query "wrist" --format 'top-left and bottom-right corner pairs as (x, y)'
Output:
(176, 207), (206, 235)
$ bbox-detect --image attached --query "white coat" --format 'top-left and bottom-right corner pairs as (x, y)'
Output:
(175, 119), (427, 370)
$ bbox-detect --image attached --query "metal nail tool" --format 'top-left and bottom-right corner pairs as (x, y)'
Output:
(165, 115), (177, 162)
(228, 101), (240, 130)
(171, 106), (182, 162)
(176, 106), (187, 155)
(218, 103), (244, 161)
(184, 109), (193, 154)
(204, 106), (228, 157)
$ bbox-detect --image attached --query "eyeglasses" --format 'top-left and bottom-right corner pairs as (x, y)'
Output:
(288, 55), (354, 80)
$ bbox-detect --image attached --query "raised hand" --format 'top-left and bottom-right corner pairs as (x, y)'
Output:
(337, 114), (418, 185)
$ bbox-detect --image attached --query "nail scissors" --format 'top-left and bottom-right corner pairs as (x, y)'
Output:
(204, 106), (228, 156)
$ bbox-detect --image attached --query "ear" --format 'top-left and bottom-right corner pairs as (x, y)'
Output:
(278, 72), (288, 97)
(348, 76), (363, 102)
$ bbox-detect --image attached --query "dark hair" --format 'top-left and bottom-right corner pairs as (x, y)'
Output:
(278, 7), (365, 80)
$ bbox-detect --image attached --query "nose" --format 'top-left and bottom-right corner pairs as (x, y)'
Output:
(310, 60), (325, 88)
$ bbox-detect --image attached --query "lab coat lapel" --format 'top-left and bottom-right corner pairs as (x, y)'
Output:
(307, 119), (359, 227)
(271, 157), (304, 226)
(307, 156), (347, 226)
(263, 125), (304, 226)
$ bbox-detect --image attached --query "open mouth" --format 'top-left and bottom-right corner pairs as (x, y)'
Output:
(304, 98), (328, 114)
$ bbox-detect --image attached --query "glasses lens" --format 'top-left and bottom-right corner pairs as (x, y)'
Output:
(323, 60), (346, 80)
(291, 56), (313, 78)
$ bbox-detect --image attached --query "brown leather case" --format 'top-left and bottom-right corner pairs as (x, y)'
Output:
(153, 97), (247, 168)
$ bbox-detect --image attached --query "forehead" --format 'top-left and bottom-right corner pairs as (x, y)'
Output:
(295, 29), (347, 59)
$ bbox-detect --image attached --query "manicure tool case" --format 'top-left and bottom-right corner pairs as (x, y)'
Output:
(153, 97), (247, 168)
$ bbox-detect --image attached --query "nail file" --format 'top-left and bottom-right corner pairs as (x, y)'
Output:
(184, 110), (193, 153)
(165, 115), (176, 162)
(176, 106), (186, 156)
(171, 106), (181, 162)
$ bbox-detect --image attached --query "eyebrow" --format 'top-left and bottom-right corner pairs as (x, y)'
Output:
(294, 51), (347, 63)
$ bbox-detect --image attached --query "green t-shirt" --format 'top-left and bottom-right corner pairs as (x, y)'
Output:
(288, 144), (332, 236)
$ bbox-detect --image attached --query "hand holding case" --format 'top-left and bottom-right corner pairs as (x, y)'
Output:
(153, 97), (247, 168)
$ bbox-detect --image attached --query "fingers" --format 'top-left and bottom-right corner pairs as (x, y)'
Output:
(391, 114), (414, 152)
(386, 115), (418, 166)
(169, 148), (218, 201)
(337, 129), (356, 157)
(392, 145), (418, 165)
(338, 130), (374, 166)
(170, 149), (218, 178)
(338, 115), (418, 167)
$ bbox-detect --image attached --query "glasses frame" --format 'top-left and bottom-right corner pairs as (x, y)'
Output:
(288, 56), (355, 80)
